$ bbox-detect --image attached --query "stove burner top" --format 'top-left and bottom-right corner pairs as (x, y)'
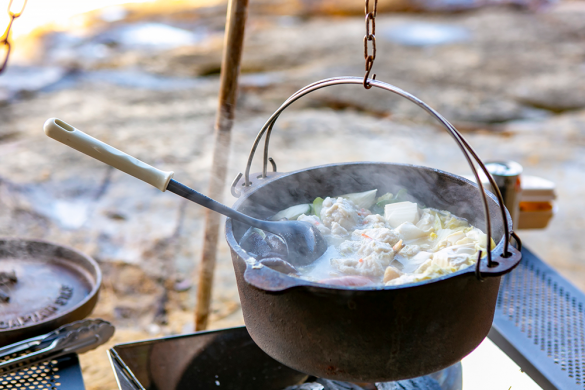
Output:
(109, 326), (461, 390)
(284, 376), (445, 390)
(285, 367), (462, 390)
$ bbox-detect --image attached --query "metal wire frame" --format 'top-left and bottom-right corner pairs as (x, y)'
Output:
(233, 77), (514, 275)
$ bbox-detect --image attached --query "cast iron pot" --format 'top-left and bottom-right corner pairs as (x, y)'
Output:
(225, 78), (522, 382)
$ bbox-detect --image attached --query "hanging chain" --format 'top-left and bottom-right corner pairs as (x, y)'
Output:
(363, 0), (377, 89)
(0, 0), (27, 75)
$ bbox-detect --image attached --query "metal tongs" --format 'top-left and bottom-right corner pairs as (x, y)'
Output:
(0, 319), (115, 375)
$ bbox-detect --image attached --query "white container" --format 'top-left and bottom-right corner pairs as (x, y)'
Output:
(463, 174), (556, 230)
(517, 175), (556, 230)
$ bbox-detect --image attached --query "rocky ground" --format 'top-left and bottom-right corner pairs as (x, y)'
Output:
(1, 2), (585, 389)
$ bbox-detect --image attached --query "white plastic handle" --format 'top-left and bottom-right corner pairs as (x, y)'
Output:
(43, 118), (174, 191)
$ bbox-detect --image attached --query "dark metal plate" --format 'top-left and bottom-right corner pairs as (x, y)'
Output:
(109, 326), (308, 390)
(0, 238), (101, 345)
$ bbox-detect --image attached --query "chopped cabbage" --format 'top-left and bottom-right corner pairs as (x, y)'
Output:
(312, 197), (324, 217)
(272, 204), (312, 221)
(395, 222), (427, 241)
(372, 188), (409, 214)
(338, 189), (378, 210)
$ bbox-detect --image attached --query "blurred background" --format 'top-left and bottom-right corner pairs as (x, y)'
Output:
(1, 0), (584, 388)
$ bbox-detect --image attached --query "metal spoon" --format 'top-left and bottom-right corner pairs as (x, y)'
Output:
(43, 118), (327, 266)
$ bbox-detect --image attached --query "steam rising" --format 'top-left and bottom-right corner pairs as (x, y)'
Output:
(228, 163), (503, 274)
(231, 163), (505, 247)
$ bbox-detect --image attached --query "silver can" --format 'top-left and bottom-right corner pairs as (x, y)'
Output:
(485, 161), (523, 230)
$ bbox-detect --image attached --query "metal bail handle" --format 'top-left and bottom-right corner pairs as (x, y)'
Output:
(235, 77), (517, 278)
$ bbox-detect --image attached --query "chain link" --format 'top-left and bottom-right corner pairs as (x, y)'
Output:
(1, 0), (27, 75)
(363, 0), (377, 89)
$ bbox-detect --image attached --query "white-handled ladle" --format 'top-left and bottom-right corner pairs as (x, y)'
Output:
(43, 118), (327, 266)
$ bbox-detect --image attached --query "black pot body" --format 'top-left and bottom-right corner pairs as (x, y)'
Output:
(225, 163), (512, 382)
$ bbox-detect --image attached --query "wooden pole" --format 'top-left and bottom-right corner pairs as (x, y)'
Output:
(195, 0), (249, 331)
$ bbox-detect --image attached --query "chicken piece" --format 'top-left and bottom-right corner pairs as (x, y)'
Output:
(399, 244), (421, 258)
(352, 228), (400, 246)
(339, 240), (360, 255)
(320, 197), (361, 230)
(328, 222), (350, 246)
(357, 208), (372, 218)
(331, 221), (349, 237)
(331, 239), (395, 277)
(357, 239), (395, 260)
(331, 256), (387, 278)
(297, 214), (331, 235)
(360, 214), (388, 229)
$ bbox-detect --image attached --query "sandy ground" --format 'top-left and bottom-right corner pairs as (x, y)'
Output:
(1, 3), (585, 389)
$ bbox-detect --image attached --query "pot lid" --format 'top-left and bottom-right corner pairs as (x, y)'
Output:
(0, 238), (101, 343)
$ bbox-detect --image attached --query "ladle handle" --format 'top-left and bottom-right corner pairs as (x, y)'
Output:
(43, 118), (174, 191)
(43, 118), (274, 231)
(166, 179), (270, 230)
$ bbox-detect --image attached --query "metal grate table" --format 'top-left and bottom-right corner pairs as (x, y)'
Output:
(0, 354), (85, 390)
(490, 247), (585, 390)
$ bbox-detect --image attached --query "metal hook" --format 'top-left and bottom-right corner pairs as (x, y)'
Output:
(363, 73), (376, 89)
(268, 157), (277, 172)
(230, 173), (243, 198)
(363, 56), (376, 89)
(511, 231), (522, 253)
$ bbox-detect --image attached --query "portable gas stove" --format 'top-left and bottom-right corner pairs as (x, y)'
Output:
(108, 326), (457, 390)
(108, 246), (585, 390)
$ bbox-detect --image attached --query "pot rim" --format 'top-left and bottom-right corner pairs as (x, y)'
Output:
(225, 161), (518, 292)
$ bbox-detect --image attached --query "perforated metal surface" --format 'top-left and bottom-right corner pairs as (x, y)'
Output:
(0, 361), (62, 390)
(490, 247), (585, 390)
(0, 354), (84, 390)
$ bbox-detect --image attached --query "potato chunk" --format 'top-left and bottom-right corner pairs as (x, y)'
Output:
(383, 266), (402, 283)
